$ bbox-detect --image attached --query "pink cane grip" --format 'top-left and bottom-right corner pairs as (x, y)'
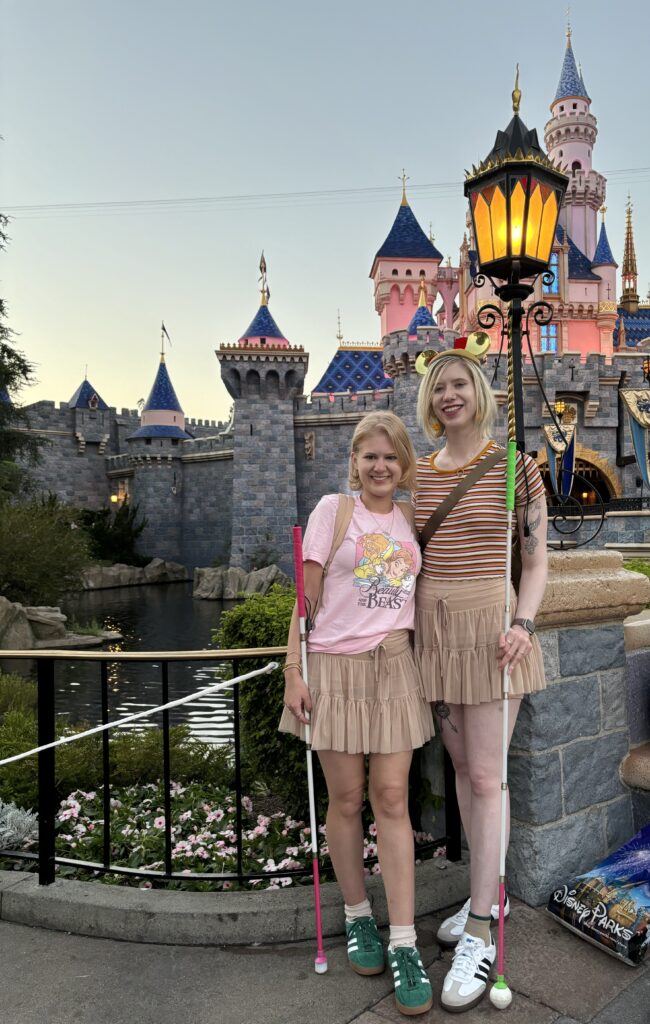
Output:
(292, 526), (306, 619)
(497, 881), (506, 976)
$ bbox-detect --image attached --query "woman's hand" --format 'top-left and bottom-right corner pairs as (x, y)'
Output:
(497, 623), (532, 671)
(283, 668), (312, 725)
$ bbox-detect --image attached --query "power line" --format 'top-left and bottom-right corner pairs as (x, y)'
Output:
(4, 167), (649, 220)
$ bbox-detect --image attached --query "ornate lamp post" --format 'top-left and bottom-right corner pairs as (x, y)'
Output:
(554, 399), (566, 423)
(464, 70), (569, 451)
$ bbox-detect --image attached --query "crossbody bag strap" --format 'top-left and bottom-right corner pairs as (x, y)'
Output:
(419, 447), (506, 552)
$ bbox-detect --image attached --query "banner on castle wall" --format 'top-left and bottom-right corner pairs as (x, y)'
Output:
(547, 825), (650, 966)
(544, 424), (576, 499)
(621, 390), (650, 489)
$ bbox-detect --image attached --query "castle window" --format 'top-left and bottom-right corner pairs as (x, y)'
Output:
(171, 438), (179, 446)
(559, 105), (564, 112)
(145, 438), (152, 445)
(260, 337), (266, 345)
(392, 269), (398, 276)
(559, 150), (563, 157)
(543, 253), (559, 296)
(572, 103), (577, 109)
(540, 323), (558, 353)
(405, 269), (412, 277)
(571, 161), (581, 173)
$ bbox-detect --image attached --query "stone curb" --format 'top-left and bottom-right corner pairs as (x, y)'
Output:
(0, 856), (468, 947)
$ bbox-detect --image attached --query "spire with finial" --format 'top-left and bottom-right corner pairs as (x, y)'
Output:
(566, 3), (571, 45)
(592, 205), (617, 267)
(259, 250), (269, 306)
(238, 254), (289, 346)
(512, 63), (521, 115)
(400, 168), (409, 206)
(336, 309), (343, 343)
(407, 274), (435, 337)
(553, 13), (589, 103)
(620, 197), (639, 313)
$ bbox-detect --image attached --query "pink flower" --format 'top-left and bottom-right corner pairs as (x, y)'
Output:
(242, 796), (253, 814)
(154, 816), (165, 829)
(368, 823), (378, 837)
(179, 810), (192, 823)
(139, 880), (153, 889)
(222, 881), (233, 890)
(372, 863), (381, 875)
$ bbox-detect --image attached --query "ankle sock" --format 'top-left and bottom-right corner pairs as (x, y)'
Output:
(465, 910), (491, 944)
(388, 924), (417, 950)
(345, 898), (372, 922)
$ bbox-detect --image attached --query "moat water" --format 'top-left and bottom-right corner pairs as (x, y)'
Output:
(52, 584), (235, 744)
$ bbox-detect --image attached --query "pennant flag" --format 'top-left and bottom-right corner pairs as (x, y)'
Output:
(621, 390), (650, 488)
(544, 424), (576, 499)
(161, 322), (172, 346)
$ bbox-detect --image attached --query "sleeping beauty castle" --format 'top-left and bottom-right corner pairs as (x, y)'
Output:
(13, 27), (650, 572)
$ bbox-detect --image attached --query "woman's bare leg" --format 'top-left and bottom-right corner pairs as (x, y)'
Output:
(368, 750), (415, 925)
(318, 750), (367, 905)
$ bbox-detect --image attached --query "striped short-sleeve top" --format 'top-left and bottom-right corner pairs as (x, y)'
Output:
(414, 440), (546, 580)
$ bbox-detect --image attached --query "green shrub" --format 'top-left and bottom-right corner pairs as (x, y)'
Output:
(212, 584), (318, 818)
(0, 669), (239, 810)
(78, 501), (149, 566)
(624, 559), (650, 580)
(0, 495), (90, 604)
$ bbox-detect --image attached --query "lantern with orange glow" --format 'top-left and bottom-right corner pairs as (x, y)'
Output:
(464, 95), (568, 283)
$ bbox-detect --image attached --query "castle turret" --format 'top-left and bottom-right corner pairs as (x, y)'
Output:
(128, 353), (191, 441)
(544, 26), (605, 259)
(370, 177), (443, 337)
(592, 207), (618, 355)
(620, 200), (639, 314)
(407, 277), (436, 338)
(217, 264), (307, 573)
(69, 377), (111, 451)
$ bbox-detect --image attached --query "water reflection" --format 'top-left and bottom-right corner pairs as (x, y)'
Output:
(53, 583), (234, 745)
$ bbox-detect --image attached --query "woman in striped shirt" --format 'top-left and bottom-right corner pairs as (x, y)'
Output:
(413, 347), (548, 1013)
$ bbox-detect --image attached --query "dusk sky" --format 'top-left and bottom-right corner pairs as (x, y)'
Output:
(2, 0), (649, 422)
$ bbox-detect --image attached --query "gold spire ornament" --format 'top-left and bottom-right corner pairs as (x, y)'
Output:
(259, 250), (269, 306)
(417, 276), (428, 308)
(623, 198), (638, 278)
(512, 64), (521, 115)
(600, 205), (607, 222)
(400, 169), (409, 206)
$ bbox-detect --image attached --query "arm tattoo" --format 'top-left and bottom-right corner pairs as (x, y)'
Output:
(523, 499), (543, 555)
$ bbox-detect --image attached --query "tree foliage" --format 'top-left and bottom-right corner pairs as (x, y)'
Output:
(0, 495), (90, 605)
(0, 213), (43, 497)
(78, 500), (149, 566)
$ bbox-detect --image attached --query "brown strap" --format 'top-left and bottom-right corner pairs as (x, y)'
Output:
(419, 448), (506, 552)
(309, 494), (355, 627)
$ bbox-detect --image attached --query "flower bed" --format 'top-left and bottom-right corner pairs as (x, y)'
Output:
(8, 781), (443, 891)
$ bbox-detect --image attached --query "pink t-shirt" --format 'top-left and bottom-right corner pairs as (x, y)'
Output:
(303, 494), (422, 655)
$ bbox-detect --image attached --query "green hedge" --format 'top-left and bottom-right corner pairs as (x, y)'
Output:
(0, 671), (238, 811)
(213, 585), (320, 818)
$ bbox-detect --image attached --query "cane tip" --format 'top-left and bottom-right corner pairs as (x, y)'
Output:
(490, 981), (512, 1009)
(314, 957), (328, 974)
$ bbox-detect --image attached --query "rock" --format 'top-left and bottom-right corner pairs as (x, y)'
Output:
(24, 606), (68, 640)
(0, 596), (34, 650)
(81, 560), (188, 590)
(193, 564), (291, 600)
(538, 550), (650, 628)
(143, 558), (188, 584)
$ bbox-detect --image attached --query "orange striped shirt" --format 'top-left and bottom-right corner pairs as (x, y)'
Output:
(414, 441), (545, 579)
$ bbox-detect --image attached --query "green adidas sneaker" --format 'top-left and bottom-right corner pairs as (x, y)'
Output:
(345, 916), (385, 975)
(388, 945), (433, 1016)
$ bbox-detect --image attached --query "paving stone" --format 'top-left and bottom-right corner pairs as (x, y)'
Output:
(511, 677), (601, 752)
(559, 627), (626, 677)
(590, 971), (650, 1024)
(562, 733), (629, 814)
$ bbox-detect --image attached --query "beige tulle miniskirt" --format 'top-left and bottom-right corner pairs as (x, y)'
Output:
(279, 629), (434, 755)
(414, 576), (546, 705)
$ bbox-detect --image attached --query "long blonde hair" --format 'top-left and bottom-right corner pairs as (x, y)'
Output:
(348, 411), (417, 492)
(416, 354), (496, 441)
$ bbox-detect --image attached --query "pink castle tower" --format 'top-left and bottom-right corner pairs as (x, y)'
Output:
(544, 24), (605, 261)
(370, 175), (443, 337)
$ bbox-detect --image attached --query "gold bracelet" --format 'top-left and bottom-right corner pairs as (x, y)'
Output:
(282, 662), (302, 674)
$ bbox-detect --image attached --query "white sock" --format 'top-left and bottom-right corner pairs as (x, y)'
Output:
(344, 898), (372, 922)
(388, 924), (417, 950)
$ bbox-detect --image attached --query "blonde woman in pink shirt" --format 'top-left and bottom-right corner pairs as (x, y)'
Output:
(281, 411), (434, 1017)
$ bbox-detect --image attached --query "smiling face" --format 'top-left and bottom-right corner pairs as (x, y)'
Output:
(352, 430), (403, 504)
(430, 358), (478, 433)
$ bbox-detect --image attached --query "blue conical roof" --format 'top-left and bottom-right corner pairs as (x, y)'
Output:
(68, 379), (108, 410)
(592, 222), (617, 267)
(554, 38), (589, 102)
(240, 304), (286, 341)
(374, 203), (443, 263)
(407, 304), (436, 335)
(143, 357), (183, 413)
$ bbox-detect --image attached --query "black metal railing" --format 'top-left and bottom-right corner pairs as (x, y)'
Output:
(0, 648), (460, 886)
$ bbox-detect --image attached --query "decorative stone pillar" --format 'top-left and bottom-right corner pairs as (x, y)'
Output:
(507, 550), (650, 904)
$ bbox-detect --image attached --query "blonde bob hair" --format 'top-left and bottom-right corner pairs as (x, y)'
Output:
(416, 354), (497, 442)
(348, 411), (417, 492)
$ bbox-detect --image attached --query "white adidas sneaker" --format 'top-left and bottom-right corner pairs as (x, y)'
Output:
(436, 896), (510, 948)
(441, 931), (496, 1013)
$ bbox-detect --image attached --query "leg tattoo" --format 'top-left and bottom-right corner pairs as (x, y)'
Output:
(434, 701), (458, 733)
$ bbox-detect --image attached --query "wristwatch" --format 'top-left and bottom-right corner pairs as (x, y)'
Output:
(512, 618), (536, 635)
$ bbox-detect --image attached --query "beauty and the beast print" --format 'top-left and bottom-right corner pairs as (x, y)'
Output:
(353, 532), (417, 609)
